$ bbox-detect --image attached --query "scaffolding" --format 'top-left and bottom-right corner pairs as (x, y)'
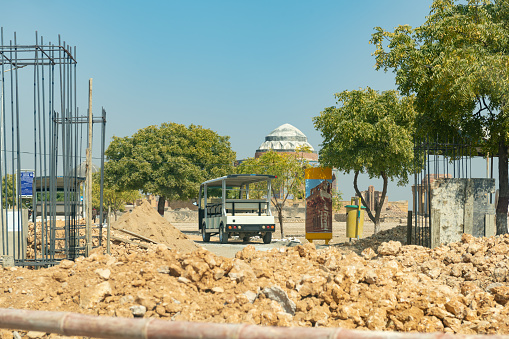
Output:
(0, 28), (106, 266)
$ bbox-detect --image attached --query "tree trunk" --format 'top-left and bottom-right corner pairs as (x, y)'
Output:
(353, 171), (376, 232)
(497, 138), (508, 235)
(353, 171), (388, 234)
(158, 196), (166, 216)
(375, 172), (388, 234)
(277, 206), (284, 239)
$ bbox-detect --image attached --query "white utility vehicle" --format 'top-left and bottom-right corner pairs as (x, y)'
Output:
(198, 174), (276, 244)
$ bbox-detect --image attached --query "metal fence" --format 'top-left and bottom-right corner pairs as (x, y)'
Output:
(0, 28), (105, 267)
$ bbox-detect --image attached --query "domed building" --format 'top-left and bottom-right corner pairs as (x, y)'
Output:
(255, 123), (318, 161)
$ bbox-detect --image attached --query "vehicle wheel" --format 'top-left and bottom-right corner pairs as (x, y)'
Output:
(202, 223), (210, 242)
(219, 224), (228, 244)
(242, 236), (250, 243)
(262, 232), (272, 244)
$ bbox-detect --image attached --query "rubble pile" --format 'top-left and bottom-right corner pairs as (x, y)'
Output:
(111, 200), (200, 253)
(1, 232), (509, 336)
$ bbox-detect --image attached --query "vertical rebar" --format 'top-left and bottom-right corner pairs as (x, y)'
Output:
(99, 108), (106, 246)
(0, 27), (5, 256)
(14, 32), (22, 260)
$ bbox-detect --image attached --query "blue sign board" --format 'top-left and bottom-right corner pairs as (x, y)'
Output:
(20, 171), (34, 197)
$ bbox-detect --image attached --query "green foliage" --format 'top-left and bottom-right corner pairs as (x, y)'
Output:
(314, 88), (416, 232)
(313, 88), (416, 186)
(237, 151), (310, 238)
(371, 0), (509, 151)
(331, 190), (343, 212)
(92, 172), (141, 216)
(1, 174), (16, 207)
(105, 123), (236, 212)
(371, 0), (509, 233)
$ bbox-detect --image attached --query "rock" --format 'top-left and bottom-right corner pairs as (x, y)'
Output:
(0, 330), (14, 339)
(443, 317), (462, 332)
(361, 248), (376, 260)
(58, 260), (74, 269)
(427, 307), (454, 320)
(168, 264), (183, 277)
(364, 269), (378, 284)
(26, 331), (46, 339)
(130, 305), (147, 317)
(95, 268), (111, 280)
(461, 233), (475, 244)
(79, 281), (112, 309)
(119, 295), (135, 305)
(491, 286), (509, 305)
(178, 277), (191, 284)
(236, 245), (257, 260)
(157, 265), (170, 274)
(52, 271), (68, 283)
(486, 282), (504, 293)
(228, 259), (256, 283)
(135, 294), (157, 311)
(461, 281), (482, 295)
(377, 241), (401, 256)
(366, 308), (386, 330)
(445, 300), (466, 318)
(417, 316), (444, 332)
(213, 268), (225, 280)
(211, 287), (224, 293)
(263, 286), (296, 315)
(244, 291), (258, 303)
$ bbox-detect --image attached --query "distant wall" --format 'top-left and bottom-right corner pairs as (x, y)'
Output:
(334, 200), (408, 222)
(151, 198), (408, 224)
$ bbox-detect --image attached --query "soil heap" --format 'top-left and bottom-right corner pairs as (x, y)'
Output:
(1, 229), (509, 338)
(111, 200), (200, 253)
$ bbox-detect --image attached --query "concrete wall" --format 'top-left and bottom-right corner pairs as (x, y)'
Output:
(430, 178), (495, 248)
(0, 209), (28, 260)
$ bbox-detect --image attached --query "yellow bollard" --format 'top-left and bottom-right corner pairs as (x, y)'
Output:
(346, 199), (365, 239)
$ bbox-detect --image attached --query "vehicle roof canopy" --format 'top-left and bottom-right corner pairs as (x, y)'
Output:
(201, 174), (276, 188)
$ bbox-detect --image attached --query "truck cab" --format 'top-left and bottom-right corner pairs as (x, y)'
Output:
(198, 174), (276, 244)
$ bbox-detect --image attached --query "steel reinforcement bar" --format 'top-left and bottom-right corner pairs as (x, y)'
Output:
(0, 308), (508, 339)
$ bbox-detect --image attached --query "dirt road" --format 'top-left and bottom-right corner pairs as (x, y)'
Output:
(173, 221), (405, 257)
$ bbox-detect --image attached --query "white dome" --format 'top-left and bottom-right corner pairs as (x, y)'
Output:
(257, 123), (315, 152)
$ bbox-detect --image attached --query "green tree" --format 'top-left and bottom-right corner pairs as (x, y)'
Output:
(237, 151), (309, 238)
(1, 174), (16, 208)
(105, 123), (236, 215)
(371, 0), (509, 234)
(92, 173), (141, 221)
(314, 88), (416, 233)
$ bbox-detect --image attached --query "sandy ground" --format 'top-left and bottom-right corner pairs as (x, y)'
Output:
(173, 221), (405, 258)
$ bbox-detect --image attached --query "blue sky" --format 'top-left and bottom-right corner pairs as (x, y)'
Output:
(4, 0), (494, 202)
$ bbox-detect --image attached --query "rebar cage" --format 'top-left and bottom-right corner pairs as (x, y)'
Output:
(411, 137), (474, 247)
(0, 29), (106, 267)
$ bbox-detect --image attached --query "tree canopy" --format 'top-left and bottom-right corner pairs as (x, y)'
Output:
(236, 151), (309, 238)
(371, 0), (509, 233)
(314, 88), (416, 232)
(105, 123), (236, 215)
(92, 172), (141, 221)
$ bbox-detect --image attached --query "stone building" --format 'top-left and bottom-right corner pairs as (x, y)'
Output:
(255, 123), (318, 162)
(359, 185), (388, 212)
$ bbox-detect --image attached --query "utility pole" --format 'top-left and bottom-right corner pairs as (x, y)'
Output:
(85, 78), (93, 256)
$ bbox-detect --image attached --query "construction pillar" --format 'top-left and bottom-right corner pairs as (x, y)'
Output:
(85, 78), (93, 256)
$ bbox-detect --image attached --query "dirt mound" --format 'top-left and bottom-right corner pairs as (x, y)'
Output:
(111, 200), (199, 253)
(4, 221), (509, 337)
(336, 225), (408, 255)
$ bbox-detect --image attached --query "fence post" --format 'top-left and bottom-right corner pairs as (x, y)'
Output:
(407, 210), (412, 245)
